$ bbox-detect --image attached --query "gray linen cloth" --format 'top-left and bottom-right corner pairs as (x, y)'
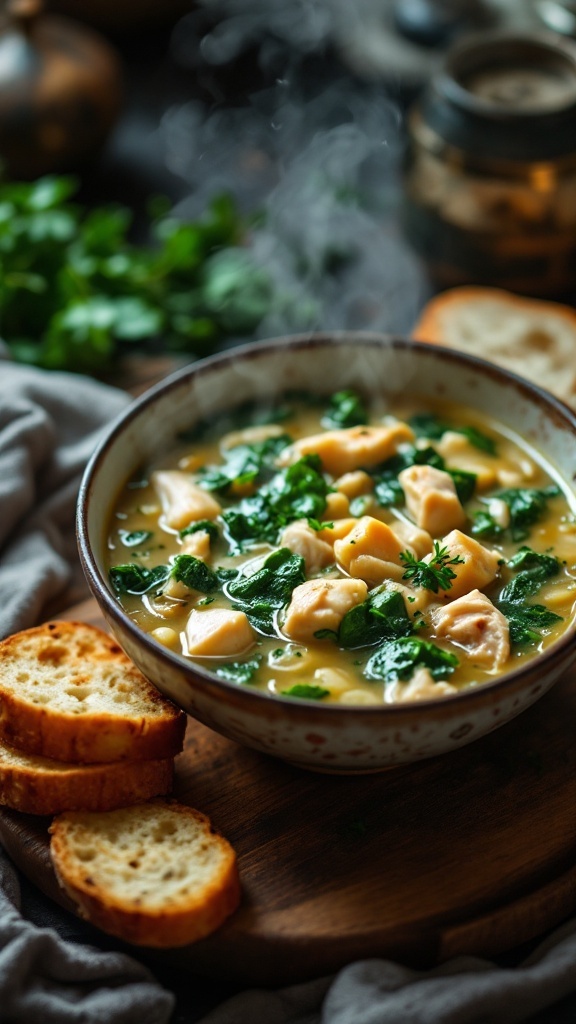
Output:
(0, 358), (575, 1024)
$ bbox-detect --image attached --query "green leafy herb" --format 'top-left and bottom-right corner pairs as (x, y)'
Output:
(400, 542), (464, 593)
(179, 520), (220, 543)
(227, 548), (306, 635)
(338, 589), (412, 649)
(321, 390), (368, 429)
(497, 486), (560, 541)
(118, 529), (153, 547)
(170, 554), (220, 593)
(281, 684), (330, 700)
(199, 435), (291, 493)
(109, 563), (170, 595)
(409, 413), (497, 454)
(365, 637), (459, 683)
(471, 509), (504, 539)
(0, 176), (269, 373)
(498, 602), (562, 646)
(496, 545), (562, 645)
(447, 468), (476, 504)
(222, 454), (330, 552)
(216, 656), (262, 685)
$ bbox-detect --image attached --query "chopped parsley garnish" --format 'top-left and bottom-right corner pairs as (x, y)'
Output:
(118, 529), (153, 547)
(281, 684), (330, 700)
(409, 413), (497, 455)
(216, 656), (262, 685)
(109, 563), (170, 595)
(400, 542), (465, 593)
(226, 548), (305, 635)
(222, 454), (330, 552)
(321, 389), (368, 429)
(338, 588), (412, 649)
(365, 637), (459, 683)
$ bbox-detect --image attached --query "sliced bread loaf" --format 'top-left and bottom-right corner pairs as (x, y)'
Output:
(411, 286), (576, 409)
(0, 737), (174, 815)
(49, 800), (241, 947)
(0, 621), (186, 763)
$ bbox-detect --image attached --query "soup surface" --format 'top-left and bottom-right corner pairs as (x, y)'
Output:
(106, 391), (576, 705)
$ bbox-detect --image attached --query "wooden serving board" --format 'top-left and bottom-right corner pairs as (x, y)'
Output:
(1, 599), (576, 986)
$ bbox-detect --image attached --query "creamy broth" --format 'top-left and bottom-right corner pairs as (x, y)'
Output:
(106, 393), (576, 705)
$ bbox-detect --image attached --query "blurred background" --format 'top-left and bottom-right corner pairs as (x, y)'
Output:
(1, 0), (576, 376)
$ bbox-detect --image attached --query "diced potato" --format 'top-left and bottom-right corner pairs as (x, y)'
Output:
(280, 520), (335, 574)
(184, 608), (254, 656)
(180, 529), (212, 562)
(152, 470), (221, 531)
(390, 518), (434, 559)
(436, 431), (497, 491)
(150, 627), (179, 648)
(335, 470), (374, 498)
(431, 589), (510, 669)
(335, 516), (405, 571)
(386, 667), (457, 703)
(279, 421), (414, 476)
(398, 464), (466, 536)
(282, 578), (368, 643)
(437, 529), (501, 600)
(324, 492), (350, 519)
(317, 518), (359, 545)
(220, 423), (286, 450)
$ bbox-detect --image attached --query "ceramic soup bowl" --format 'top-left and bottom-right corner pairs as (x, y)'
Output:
(77, 333), (576, 772)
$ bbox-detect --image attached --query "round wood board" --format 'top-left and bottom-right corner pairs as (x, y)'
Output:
(0, 600), (575, 986)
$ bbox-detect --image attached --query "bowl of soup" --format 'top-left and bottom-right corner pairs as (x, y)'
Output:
(77, 333), (576, 772)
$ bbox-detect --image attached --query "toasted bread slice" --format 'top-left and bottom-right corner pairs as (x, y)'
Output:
(0, 621), (186, 763)
(412, 286), (576, 409)
(0, 737), (174, 815)
(49, 800), (241, 947)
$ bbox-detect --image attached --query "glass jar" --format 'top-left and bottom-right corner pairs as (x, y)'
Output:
(403, 31), (576, 296)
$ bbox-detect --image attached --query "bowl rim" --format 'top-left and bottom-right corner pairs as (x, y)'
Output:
(77, 330), (576, 717)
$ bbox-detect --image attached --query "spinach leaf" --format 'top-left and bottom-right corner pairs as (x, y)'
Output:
(109, 563), (169, 595)
(321, 390), (368, 429)
(227, 548), (306, 635)
(447, 468), (477, 504)
(118, 529), (153, 547)
(338, 589), (412, 649)
(365, 637), (459, 683)
(222, 454), (330, 551)
(281, 683), (330, 700)
(170, 554), (220, 593)
(497, 486), (560, 541)
(180, 520), (220, 543)
(198, 435), (291, 493)
(409, 413), (497, 454)
(498, 602), (562, 646)
(216, 655), (262, 685)
(471, 509), (504, 539)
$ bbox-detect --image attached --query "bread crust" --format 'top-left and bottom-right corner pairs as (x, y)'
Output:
(0, 739), (174, 815)
(0, 621), (187, 763)
(49, 800), (241, 947)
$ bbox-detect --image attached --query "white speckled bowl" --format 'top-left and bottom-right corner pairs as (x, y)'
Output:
(77, 333), (576, 772)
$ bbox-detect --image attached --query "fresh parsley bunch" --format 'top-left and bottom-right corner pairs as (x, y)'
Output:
(0, 176), (271, 373)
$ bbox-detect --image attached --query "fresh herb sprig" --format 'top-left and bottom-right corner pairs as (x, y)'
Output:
(400, 542), (465, 593)
(0, 176), (271, 373)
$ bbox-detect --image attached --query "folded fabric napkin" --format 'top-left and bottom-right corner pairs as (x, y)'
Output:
(0, 358), (575, 1024)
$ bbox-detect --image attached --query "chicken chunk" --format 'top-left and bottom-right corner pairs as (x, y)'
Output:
(437, 529), (502, 600)
(152, 471), (221, 531)
(334, 516), (406, 586)
(282, 578), (368, 643)
(280, 520), (335, 575)
(184, 608), (254, 657)
(279, 421), (414, 476)
(398, 464), (466, 536)
(386, 667), (458, 703)
(431, 589), (510, 669)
